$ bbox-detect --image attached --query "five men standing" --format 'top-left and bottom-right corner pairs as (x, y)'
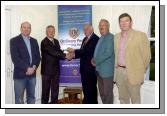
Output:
(10, 12), (151, 104)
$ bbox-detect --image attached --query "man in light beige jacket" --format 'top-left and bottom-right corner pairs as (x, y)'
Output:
(114, 13), (151, 104)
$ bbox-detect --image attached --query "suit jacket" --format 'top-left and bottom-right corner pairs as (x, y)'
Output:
(94, 32), (115, 78)
(41, 37), (66, 76)
(114, 29), (151, 85)
(75, 33), (99, 75)
(10, 34), (40, 79)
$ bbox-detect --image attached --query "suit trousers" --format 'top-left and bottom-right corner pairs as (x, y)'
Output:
(81, 72), (98, 104)
(115, 67), (141, 104)
(41, 74), (59, 104)
(96, 71), (114, 104)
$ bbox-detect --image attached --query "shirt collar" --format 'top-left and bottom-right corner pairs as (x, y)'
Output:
(47, 37), (54, 41)
(86, 32), (93, 39)
(21, 34), (30, 40)
(121, 29), (132, 38)
(101, 32), (110, 38)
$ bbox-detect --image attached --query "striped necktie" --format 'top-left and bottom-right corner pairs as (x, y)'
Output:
(81, 37), (88, 48)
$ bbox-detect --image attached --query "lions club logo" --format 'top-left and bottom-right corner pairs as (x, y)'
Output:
(69, 27), (80, 39)
(72, 69), (78, 75)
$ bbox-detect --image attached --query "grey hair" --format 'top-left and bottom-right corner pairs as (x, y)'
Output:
(99, 19), (110, 28)
(46, 25), (55, 31)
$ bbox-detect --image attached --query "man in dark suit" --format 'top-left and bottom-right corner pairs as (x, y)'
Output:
(41, 25), (71, 104)
(67, 24), (99, 104)
(10, 21), (40, 104)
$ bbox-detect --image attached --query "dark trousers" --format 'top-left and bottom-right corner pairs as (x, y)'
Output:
(41, 74), (59, 104)
(81, 72), (98, 104)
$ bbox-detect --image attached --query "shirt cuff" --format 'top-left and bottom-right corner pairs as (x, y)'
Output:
(73, 53), (75, 58)
(32, 65), (36, 70)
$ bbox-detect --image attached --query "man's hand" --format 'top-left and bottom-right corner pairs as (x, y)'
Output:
(67, 47), (75, 53)
(91, 58), (96, 66)
(26, 67), (35, 75)
(66, 52), (74, 61)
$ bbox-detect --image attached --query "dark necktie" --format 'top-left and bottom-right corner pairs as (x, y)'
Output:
(51, 39), (55, 45)
(81, 37), (89, 48)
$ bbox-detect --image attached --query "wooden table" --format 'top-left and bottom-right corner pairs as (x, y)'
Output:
(63, 87), (83, 103)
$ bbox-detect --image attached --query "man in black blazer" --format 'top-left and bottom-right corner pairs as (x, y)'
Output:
(67, 24), (99, 104)
(10, 22), (40, 104)
(41, 25), (71, 104)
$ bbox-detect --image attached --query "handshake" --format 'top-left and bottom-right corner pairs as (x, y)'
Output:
(65, 47), (75, 61)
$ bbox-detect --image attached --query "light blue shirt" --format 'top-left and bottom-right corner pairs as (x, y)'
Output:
(22, 34), (32, 64)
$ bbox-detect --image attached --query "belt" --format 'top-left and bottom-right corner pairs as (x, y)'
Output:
(117, 65), (126, 68)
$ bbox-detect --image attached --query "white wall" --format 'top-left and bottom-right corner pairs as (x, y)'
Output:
(10, 5), (58, 40)
(93, 5), (152, 36)
(9, 5), (152, 42)
(5, 9), (14, 104)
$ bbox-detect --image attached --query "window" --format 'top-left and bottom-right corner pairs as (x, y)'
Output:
(149, 6), (155, 81)
(150, 41), (155, 81)
(150, 6), (155, 37)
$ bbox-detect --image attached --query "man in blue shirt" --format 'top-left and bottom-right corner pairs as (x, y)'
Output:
(10, 22), (40, 104)
(92, 19), (115, 104)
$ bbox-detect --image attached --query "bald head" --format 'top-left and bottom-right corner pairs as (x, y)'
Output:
(20, 21), (31, 37)
(83, 24), (93, 37)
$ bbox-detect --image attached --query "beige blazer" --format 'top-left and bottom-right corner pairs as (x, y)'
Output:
(114, 29), (151, 85)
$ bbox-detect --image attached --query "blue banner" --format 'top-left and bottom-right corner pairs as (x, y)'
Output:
(58, 5), (92, 84)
